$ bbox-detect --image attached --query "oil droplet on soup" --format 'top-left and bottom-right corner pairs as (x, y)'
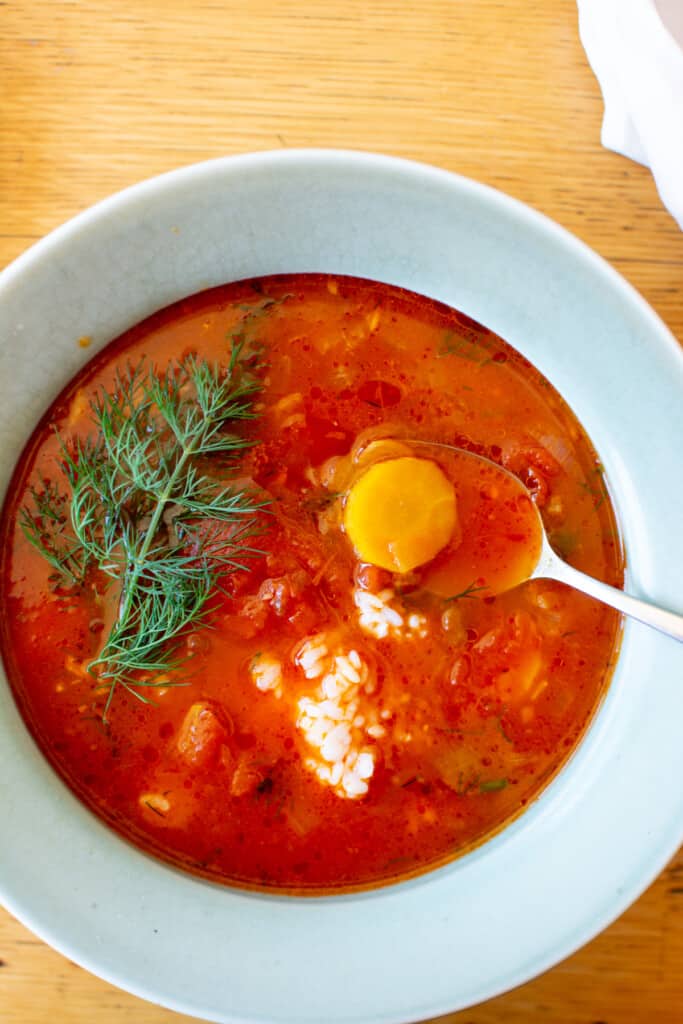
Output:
(0, 274), (623, 893)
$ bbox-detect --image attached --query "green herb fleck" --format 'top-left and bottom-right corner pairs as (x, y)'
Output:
(496, 716), (513, 744)
(578, 465), (608, 511)
(301, 490), (343, 512)
(437, 330), (489, 364)
(479, 778), (508, 793)
(445, 580), (489, 602)
(144, 800), (167, 818)
(549, 528), (579, 560)
(384, 855), (416, 870)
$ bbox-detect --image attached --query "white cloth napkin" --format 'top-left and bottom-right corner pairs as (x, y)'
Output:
(578, 0), (683, 229)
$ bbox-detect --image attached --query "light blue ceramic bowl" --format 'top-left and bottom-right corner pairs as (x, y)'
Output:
(0, 151), (682, 1023)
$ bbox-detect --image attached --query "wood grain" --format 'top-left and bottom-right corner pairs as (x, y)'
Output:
(1, 1), (682, 1022)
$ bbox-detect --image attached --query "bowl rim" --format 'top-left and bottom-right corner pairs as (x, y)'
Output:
(1, 148), (682, 1024)
(1, 146), (681, 365)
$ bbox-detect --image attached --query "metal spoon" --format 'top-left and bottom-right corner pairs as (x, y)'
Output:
(410, 440), (683, 643)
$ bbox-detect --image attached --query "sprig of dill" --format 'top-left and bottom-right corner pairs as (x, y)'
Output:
(21, 344), (266, 719)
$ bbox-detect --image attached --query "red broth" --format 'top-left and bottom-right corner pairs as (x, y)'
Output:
(0, 275), (623, 892)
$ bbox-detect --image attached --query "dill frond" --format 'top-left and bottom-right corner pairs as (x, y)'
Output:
(21, 344), (267, 719)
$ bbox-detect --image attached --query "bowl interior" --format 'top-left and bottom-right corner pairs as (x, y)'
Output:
(0, 150), (682, 1024)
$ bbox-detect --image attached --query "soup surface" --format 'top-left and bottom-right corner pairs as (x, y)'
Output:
(0, 275), (623, 891)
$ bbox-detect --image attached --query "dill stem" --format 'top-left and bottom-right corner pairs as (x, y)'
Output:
(115, 438), (195, 631)
(23, 349), (266, 719)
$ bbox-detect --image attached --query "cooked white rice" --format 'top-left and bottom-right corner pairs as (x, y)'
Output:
(354, 587), (428, 640)
(295, 643), (377, 799)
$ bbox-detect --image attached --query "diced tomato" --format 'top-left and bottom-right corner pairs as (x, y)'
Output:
(221, 592), (270, 638)
(176, 701), (232, 768)
(230, 754), (277, 798)
(240, 594), (269, 627)
(472, 613), (542, 703)
(502, 443), (561, 508)
(258, 569), (310, 617)
(286, 603), (321, 633)
(519, 465), (550, 507)
(353, 562), (392, 593)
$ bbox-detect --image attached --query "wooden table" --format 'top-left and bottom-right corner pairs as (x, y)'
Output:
(1, 2), (682, 1022)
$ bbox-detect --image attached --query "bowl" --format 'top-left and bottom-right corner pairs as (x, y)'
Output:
(1, 150), (682, 1023)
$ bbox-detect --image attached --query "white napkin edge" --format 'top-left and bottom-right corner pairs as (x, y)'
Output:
(578, 0), (683, 228)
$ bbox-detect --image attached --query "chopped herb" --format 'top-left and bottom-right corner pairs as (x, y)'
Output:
(237, 300), (275, 313)
(479, 778), (508, 793)
(144, 800), (167, 818)
(442, 725), (485, 738)
(578, 465), (608, 511)
(301, 490), (343, 512)
(256, 777), (275, 797)
(496, 716), (513, 744)
(383, 855), (415, 869)
(549, 528), (579, 560)
(437, 329), (488, 364)
(79, 713), (111, 736)
(454, 771), (481, 797)
(232, 294), (291, 347)
(445, 580), (489, 602)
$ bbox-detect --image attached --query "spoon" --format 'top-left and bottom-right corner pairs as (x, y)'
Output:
(410, 440), (683, 643)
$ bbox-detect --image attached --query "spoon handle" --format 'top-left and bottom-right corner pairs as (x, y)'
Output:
(539, 543), (683, 643)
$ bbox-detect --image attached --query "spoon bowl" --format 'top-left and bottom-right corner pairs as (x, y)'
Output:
(410, 440), (683, 643)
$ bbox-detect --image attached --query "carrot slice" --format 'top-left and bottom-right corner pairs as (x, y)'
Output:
(343, 457), (457, 573)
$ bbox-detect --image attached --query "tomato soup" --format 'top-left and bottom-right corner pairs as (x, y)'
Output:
(0, 275), (623, 891)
